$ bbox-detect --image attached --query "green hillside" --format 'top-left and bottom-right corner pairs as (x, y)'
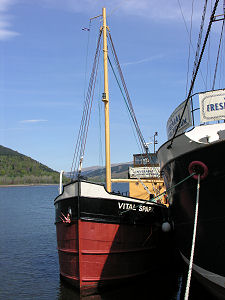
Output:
(84, 163), (131, 182)
(0, 145), (60, 185)
(0, 145), (132, 185)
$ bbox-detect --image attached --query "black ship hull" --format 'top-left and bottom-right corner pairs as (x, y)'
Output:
(158, 125), (225, 299)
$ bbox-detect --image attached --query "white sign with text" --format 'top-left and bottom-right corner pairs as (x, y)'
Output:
(129, 167), (160, 178)
(199, 89), (225, 122)
(167, 100), (192, 139)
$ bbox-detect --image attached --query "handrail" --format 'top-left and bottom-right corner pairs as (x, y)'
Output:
(59, 170), (64, 194)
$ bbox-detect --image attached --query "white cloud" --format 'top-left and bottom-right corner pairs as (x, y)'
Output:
(120, 0), (204, 21)
(0, 0), (15, 12)
(39, 0), (208, 23)
(123, 54), (164, 67)
(20, 119), (48, 123)
(0, 26), (19, 40)
(0, 0), (19, 41)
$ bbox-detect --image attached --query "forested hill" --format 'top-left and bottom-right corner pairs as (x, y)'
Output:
(0, 145), (60, 185)
(80, 162), (132, 182)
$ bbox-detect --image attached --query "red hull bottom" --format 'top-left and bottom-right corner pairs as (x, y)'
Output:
(56, 219), (163, 295)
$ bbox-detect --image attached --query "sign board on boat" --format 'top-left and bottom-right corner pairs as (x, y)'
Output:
(166, 100), (192, 139)
(199, 89), (225, 122)
(129, 166), (160, 178)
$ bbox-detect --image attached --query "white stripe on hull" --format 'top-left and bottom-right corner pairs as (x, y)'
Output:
(158, 123), (225, 170)
(181, 252), (225, 289)
(55, 181), (162, 206)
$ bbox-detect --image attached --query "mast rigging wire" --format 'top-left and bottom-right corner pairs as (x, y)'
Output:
(83, 20), (92, 102)
(185, 0), (195, 97)
(191, 0), (208, 88)
(107, 32), (159, 176)
(108, 33), (146, 153)
(212, 3), (225, 90)
(177, 0), (207, 89)
(70, 30), (102, 178)
(218, 32), (225, 86)
(71, 21), (158, 179)
(108, 32), (154, 163)
(206, 0), (214, 88)
(107, 55), (143, 155)
(97, 73), (104, 170)
(168, 0), (220, 148)
(77, 43), (102, 173)
(107, 38), (141, 147)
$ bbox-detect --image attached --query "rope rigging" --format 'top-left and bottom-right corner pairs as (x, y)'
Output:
(212, 2), (225, 90)
(108, 32), (157, 167)
(71, 18), (159, 179)
(108, 32), (147, 154)
(169, 0), (220, 148)
(71, 30), (102, 178)
(191, 0), (208, 89)
(107, 56), (143, 155)
(177, 0), (207, 89)
(185, 0), (195, 97)
(97, 77), (104, 173)
(83, 20), (92, 102)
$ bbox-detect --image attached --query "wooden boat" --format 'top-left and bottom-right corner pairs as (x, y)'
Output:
(158, 1), (225, 298)
(54, 8), (168, 295)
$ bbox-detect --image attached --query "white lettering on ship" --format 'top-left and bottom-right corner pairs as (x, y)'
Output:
(118, 202), (153, 213)
(118, 202), (136, 210)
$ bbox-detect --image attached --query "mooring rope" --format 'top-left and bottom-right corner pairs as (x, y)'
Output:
(184, 174), (201, 300)
(120, 172), (196, 215)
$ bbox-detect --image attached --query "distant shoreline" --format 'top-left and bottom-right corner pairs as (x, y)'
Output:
(0, 184), (58, 188)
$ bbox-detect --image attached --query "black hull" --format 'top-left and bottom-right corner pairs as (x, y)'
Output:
(54, 181), (167, 225)
(159, 134), (225, 299)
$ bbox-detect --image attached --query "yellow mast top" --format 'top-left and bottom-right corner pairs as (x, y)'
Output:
(102, 7), (111, 192)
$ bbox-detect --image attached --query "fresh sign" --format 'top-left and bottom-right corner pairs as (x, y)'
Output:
(199, 89), (225, 122)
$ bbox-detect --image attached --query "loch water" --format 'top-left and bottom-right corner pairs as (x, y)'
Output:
(0, 185), (217, 300)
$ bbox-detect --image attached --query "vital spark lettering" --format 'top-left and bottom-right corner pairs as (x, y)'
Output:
(118, 202), (153, 213)
(118, 202), (136, 210)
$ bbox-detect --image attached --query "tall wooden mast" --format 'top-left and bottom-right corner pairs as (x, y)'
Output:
(102, 7), (111, 192)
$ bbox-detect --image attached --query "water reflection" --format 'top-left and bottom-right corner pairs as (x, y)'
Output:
(0, 186), (217, 300)
(57, 280), (80, 300)
(57, 268), (181, 300)
(57, 264), (218, 300)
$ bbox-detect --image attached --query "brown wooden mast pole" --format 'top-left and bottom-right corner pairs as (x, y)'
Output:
(102, 7), (111, 192)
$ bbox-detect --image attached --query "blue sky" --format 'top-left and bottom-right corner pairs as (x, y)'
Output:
(1, 0), (224, 171)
